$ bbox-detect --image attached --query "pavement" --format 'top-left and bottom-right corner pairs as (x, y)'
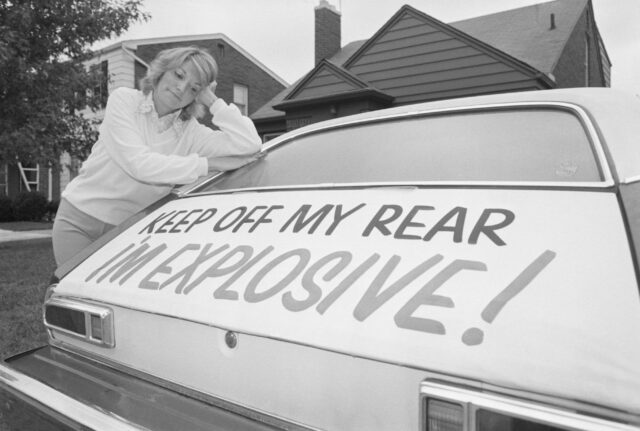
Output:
(0, 228), (52, 243)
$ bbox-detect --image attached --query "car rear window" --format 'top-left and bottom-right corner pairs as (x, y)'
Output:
(200, 108), (602, 193)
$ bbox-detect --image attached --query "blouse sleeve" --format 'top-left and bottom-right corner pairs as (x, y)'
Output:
(185, 98), (262, 159)
(99, 88), (207, 185)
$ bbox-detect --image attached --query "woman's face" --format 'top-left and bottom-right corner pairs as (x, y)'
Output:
(153, 60), (204, 117)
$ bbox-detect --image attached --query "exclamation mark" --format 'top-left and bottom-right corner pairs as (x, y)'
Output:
(461, 250), (556, 346)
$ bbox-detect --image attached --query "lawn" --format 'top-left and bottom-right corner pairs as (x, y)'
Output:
(0, 238), (55, 360)
(0, 221), (53, 232)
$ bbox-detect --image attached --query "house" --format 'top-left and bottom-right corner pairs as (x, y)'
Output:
(0, 33), (287, 202)
(251, 0), (611, 140)
(83, 33), (288, 118)
(0, 162), (56, 202)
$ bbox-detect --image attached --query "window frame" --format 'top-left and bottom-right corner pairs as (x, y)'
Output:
(18, 162), (39, 192)
(88, 60), (109, 109)
(0, 164), (7, 196)
(233, 83), (249, 115)
(177, 101), (614, 198)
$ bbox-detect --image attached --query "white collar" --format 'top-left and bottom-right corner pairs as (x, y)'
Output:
(138, 92), (185, 134)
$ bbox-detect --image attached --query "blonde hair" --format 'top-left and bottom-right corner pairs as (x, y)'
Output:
(139, 46), (218, 120)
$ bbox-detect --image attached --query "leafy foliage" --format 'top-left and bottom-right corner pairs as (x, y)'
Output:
(0, 194), (12, 221)
(12, 191), (48, 221)
(0, 0), (149, 166)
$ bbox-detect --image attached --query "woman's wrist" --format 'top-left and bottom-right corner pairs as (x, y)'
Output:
(200, 93), (214, 107)
(197, 81), (218, 107)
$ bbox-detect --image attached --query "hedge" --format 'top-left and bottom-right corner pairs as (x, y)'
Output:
(0, 192), (56, 222)
(0, 195), (13, 222)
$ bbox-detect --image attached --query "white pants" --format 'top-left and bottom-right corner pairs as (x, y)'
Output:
(52, 199), (115, 266)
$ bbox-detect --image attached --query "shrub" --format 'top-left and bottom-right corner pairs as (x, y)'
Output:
(46, 199), (60, 221)
(0, 195), (13, 222)
(12, 191), (48, 222)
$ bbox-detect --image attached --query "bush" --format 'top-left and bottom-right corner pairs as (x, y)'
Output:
(0, 195), (13, 222)
(12, 191), (48, 222)
(46, 199), (60, 221)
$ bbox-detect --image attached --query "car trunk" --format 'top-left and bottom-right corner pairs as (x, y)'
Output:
(46, 187), (640, 430)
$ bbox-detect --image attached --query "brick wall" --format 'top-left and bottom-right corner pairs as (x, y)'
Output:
(315, 3), (341, 64)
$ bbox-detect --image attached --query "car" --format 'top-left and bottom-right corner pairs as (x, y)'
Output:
(1, 88), (640, 431)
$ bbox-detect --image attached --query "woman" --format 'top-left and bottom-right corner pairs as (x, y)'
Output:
(52, 46), (262, 266)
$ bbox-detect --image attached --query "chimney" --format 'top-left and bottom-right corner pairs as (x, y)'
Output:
(315, 0), (341, 64)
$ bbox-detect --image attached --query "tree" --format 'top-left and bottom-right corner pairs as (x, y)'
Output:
(0, 0), (149, 167)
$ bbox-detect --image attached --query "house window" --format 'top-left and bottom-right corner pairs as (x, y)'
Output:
(233, 83), (249, 115)
(0, 164), (7, 196)
(585, 34), (590, 86)
(217, 43), (225, 59)
(90, 60), (109, 108)
(18, 162), (39, 192)
(286, 116), (312, 131)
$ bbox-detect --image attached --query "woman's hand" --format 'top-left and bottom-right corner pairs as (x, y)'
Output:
(196, 81), (218, 108)
(206, 151), (265, 173)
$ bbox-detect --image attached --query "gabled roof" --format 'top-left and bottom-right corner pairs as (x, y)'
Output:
(252, 0), (587, 121)
(285, 59), (372, 100)
(341, 4), (550, 78)
(93, 33), (288, 87)
(273, 59), (393, 110)
(252, 41), (366, 120)
(451, 0), (588, 75)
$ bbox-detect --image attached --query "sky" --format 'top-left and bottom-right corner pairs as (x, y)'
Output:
(94, 0), (640, 95)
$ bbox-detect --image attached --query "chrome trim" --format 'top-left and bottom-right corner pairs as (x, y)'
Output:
(177, 101), (614, 197)
(44, 298), (115, 348)
(173, 173), (224, 197)
(421, 381), (639, 431)
(0, 363), (145, 430)
(43, 283), (57, 303)
(183, 180), (614, 198)
(621, 175), (640, 185)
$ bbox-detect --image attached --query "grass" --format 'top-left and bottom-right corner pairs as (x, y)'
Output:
(0, 221), (53, 232)
(0, 238), (56, 431)
(0, 238), (55, 360)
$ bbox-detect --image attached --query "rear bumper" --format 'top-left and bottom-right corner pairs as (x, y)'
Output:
(0, 346), (296, 431)
(0, 356), (140, 430)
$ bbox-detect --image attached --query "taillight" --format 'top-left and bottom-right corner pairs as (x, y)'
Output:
(475, 408), (565, 431)
(422, 381), (638, 431)
(43, 297), (115, 348)
(427, 398), (465, 431)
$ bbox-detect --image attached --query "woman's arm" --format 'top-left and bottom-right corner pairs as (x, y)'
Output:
(100, 89), (207, 185)
(187, 83), (262, 161)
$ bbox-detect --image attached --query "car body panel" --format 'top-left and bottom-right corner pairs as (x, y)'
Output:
(51, 187), (640, 419)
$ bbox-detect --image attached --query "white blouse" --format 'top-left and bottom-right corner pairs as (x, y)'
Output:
(63, 87), (261, 225)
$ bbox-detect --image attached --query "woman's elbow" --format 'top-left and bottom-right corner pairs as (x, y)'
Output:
(234, 134), (262, 155)
(249, 135), (263, 153)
